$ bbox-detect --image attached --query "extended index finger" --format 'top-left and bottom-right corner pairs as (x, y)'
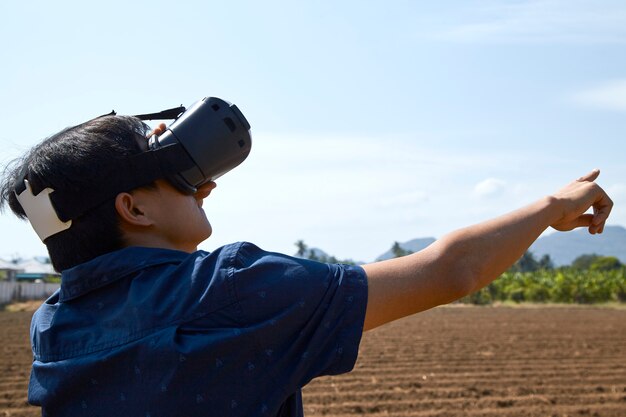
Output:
(577, 169), (600, 182)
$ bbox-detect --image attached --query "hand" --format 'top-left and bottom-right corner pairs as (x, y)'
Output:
(147, 123), (167, 139)
(550, 169), (613, 234)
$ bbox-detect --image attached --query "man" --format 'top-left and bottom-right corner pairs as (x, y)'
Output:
(0, 108), (613, 416)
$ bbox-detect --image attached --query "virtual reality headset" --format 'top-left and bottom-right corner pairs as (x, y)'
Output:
(15, 97), (252, 241)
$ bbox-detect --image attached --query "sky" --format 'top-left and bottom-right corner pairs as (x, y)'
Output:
(0, 0), (625, 263)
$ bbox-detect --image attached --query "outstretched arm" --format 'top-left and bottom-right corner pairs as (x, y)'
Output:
(362, 169), (613, 331)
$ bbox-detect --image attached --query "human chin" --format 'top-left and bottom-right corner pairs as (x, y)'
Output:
(196, 215), (212, 243)
(203, 219), (213, 240)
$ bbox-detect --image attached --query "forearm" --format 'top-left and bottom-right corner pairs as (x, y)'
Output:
(441, 195), (562, 293)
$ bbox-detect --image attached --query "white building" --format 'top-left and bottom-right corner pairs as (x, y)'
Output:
(0, 257), (59, 282)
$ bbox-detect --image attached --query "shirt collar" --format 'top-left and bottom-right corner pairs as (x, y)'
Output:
(59, 246), (191, 302)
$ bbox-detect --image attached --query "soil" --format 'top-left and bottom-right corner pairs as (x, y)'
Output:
(1, 306), (625, 416)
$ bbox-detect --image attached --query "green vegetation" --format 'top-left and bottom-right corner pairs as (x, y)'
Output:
(462, 268), (625, 305)
(462, 252), (625, 305)
(44, 275), (61, 284)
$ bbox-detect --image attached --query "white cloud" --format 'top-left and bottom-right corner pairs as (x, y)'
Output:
(473, 178), (507, 198)
(436, 0), (626, 44)
(571, 80), (626, 112)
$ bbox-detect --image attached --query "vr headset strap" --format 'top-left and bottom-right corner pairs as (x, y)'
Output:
(48, 143), (196, 222)
(133, 106), (186, 121)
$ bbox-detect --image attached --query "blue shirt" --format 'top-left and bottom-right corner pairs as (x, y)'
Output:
(28, 242), (368, 416)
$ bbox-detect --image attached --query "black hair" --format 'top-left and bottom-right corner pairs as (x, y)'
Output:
(0, 116), (153, 272)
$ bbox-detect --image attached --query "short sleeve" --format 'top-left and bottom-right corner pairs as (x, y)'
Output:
(231, 242), (368, 392)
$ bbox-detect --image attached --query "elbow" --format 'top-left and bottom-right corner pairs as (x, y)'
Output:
(436, 237), (483, 302)
(448, 271), (478, 301)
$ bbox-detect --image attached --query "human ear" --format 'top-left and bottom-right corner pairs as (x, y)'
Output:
(114, 192), (154, 227)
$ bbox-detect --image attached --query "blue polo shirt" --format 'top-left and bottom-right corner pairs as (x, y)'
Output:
(28, 242), (368, 416)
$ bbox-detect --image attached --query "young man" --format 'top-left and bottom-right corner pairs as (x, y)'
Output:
(0, 108), (613, 416)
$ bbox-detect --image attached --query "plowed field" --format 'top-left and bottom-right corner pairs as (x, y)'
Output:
(1, 306), (625, 416)
(304, 306), (626, 416)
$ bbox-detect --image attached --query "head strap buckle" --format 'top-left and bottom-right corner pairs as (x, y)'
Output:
(15, 180), (72, 241)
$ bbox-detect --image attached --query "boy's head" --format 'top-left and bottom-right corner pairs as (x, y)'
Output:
(0, 116), (215, 272)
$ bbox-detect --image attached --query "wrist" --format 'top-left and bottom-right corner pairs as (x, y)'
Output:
(542, 194), (565, 227)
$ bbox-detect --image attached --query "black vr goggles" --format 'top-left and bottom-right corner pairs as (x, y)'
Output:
(15, 97), (252, 241)
(139, 96), (251, 194)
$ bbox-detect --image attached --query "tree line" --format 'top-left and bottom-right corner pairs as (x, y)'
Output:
(294, 240), (357, 265)
(295, 240), (625, 304)
(461, 251), (625, 304)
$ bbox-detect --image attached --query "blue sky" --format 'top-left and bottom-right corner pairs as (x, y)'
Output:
(1, 0), (625, 262)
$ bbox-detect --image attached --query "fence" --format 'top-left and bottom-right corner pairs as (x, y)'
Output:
(0, 282), (60, 305)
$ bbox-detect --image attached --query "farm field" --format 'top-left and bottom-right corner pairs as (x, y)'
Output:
(1, 305), (625, 416)
(303, 306), (626, 417)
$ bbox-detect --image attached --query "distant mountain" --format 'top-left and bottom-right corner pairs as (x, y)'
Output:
(376, 237), (436, 261)
(529, 225), (626, 266)
(374, 225), (626, 266)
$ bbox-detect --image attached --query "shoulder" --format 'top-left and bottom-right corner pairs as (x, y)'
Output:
(229, 242), (334, 283)
(228, 242), (368, 316)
